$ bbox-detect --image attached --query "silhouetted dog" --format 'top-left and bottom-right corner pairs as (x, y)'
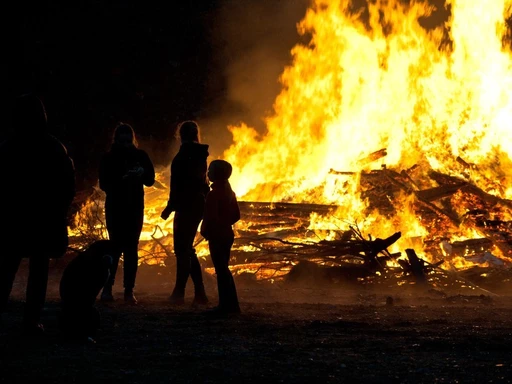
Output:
(59, 240), (113, 341)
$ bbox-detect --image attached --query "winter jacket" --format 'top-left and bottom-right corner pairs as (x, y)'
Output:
(165, 142), (210, 213)
(0, 132), (75, 257)
(200, 180), (240, 240)
(99, 144), (155, 211)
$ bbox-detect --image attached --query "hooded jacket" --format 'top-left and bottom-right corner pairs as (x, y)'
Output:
(200, 180), (240, 240)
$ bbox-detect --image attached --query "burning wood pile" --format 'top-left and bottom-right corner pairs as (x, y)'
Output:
(69, 150), (512, 293)
(71, 0), (512, 293)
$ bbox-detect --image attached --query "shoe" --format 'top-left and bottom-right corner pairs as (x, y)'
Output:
(192, 293), (209, 307)
(205, 306), (241, 317)
(22, 322), (45, 338)
(100, 287), (114, 302)
(169, 294), (185, 306)
(124, 291), (138, 305)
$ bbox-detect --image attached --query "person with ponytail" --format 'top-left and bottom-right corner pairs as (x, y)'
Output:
(161, 120), (209, 306)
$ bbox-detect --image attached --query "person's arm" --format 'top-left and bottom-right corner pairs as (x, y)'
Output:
(200, 191), (218, 239)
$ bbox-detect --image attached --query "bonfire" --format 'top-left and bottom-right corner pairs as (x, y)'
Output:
(70, 0), (512, 293)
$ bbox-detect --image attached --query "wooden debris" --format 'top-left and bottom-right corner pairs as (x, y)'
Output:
(358, 148), (387, 165)
(404, 248), (427, 285)
(415, 183), (468, 202)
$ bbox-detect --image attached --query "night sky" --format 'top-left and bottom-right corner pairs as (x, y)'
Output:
(9, 0), (308, 191)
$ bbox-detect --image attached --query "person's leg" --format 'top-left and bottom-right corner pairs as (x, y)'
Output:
(24, 255), (50, 328)
(188, 214), (208, 304)
(170, 212), (196, 302)
(101, 242), (121, 301)
(102, 212), (123, 301)
(0, 256), (23, 315)
(210, 238), (239, 313)
(122, 240), (139, 303)
(122, 210), (143, 303)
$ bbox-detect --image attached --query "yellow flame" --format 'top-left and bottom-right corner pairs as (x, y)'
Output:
(225, 0), (512, 206)
(71, 1), (512, 275)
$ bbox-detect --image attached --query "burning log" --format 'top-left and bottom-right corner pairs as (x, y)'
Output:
(358, 148), (387, 165)
(381, 169), (461, 226)
(415, 183), (468, 202)
(456, 156), (476, 170)
(404, 249), (428, 285)
(450, 238), (494, 256)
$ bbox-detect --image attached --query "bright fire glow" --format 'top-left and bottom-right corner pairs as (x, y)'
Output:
(71, 0), (512, 277)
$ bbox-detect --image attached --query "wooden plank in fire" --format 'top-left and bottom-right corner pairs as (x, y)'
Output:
(381, 169), (462, 226)
(415, 182), (468, 202)
(450, 238), (493, 255)
(239, 201), (335, 214)
(238, 201), (336, 234)
(358, 148), (387, 165)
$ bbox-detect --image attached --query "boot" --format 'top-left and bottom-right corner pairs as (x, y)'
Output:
(169, 256), (189, 305)
(124, 289), (137, 305)
(192, 288), (209, 307)
(169, 289), (185, 305)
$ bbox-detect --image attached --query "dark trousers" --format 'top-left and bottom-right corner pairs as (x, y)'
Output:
(209, 236), (240, 311)
(104, 239), (139, 291)
(105, 204), (143, 292)
(0, 256), (50, 325)
(172, 211), (206, 297)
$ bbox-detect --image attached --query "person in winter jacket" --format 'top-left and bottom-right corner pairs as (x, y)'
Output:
(0, 94), (75, 336)
(161, 121), (209, 305)
(99, 123), (155, 304)
(200, 160), (241, 314)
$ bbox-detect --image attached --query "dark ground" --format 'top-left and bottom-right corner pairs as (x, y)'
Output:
(1, 261), (511, 384)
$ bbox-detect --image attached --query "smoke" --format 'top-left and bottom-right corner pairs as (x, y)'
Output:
(199, 0), (311, 160)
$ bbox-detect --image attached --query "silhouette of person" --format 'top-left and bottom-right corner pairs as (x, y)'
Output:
(200, 160), (241, 314)
(0, 94), (76, 336)
(59, 240), (113, 342)
(99, 123), (155, 304)
(161, 120), (209, 305)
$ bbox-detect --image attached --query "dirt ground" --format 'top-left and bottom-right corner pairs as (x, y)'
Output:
(1, 261), (512, 384)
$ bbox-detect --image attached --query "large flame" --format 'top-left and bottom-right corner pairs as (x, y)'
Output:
(225, 0), (512, 203)
(71, 0), (512, 276)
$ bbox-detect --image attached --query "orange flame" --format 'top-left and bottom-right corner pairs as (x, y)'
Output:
(225, 0), (512, 203)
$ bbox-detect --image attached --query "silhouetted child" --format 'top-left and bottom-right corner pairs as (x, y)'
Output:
(200, 160), (241, 314)
(59, 240), (114, 342)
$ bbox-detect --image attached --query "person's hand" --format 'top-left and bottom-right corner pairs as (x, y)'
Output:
(123, 166), (144, 180)
(133, 166), (144, 177)
(129, 166), (144, 177)
(161, 206), (171, 220)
